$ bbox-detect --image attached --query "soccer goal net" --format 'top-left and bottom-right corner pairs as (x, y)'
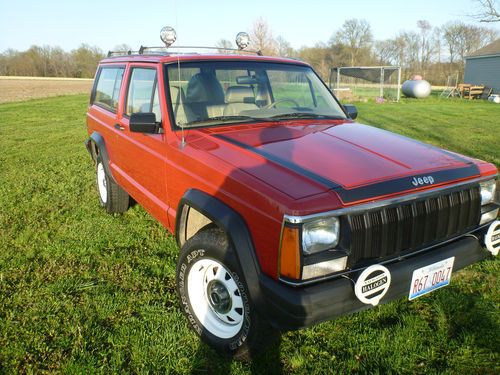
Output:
(329, 66), (401, 102)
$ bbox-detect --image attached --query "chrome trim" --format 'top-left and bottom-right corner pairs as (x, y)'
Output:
(276, 217), (287, 279)
(278, 222), (492, 287)
(284, 176), (496, 224)
(479, 178), (498, 206)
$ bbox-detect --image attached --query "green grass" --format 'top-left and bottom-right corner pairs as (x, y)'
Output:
(0, 95), (499, 374)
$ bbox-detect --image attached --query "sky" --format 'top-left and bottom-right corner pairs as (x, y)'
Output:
(0, 0), (498, 52)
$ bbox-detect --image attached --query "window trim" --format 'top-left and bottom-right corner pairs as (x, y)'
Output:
(123, 66), (159, 121)
(91, 64), (126, 114)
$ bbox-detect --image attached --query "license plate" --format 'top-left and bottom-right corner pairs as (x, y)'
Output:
(408, 257), (455, 300)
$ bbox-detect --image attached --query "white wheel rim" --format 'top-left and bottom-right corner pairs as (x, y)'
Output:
(97, 162), (107, 204)
(187, 258), (244, 339)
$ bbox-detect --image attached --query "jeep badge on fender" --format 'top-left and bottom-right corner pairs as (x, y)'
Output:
(84, 26), (500, 359)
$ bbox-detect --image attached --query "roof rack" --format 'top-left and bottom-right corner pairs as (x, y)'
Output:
(141, 45), (262, 56)
(106, 50), (141, 57)
(107, 45), (263, 58)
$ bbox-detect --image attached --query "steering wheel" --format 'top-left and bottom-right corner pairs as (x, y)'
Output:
(264, 98), (300, 109)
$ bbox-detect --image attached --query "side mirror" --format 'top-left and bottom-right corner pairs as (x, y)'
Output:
(130, 112), (158, 133)
(344, 104), (358, 120)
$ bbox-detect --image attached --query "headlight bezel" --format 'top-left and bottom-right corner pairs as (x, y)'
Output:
(279, 215), (345, 281)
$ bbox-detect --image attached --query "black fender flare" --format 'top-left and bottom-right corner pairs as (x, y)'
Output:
(85, 131), (117, 184)
(176, 189), (267, 316)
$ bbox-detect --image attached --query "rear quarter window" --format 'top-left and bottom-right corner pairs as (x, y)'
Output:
(92, 66), (125, 112)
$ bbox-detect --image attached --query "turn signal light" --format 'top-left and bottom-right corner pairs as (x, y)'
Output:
(279, 226), (301, 279)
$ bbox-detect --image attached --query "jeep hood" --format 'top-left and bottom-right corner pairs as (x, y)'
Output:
(203, 122), (479, 203)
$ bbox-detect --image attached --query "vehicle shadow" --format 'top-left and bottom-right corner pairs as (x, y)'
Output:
(428, 282), (499, 353)
(188, 338), (284, 374)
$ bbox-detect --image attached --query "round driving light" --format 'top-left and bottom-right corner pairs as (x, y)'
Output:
(160, 26), (177, 47)
(235, 32), (250, 50)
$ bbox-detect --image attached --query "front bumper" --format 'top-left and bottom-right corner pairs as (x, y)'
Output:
(259, 235), (489, 331)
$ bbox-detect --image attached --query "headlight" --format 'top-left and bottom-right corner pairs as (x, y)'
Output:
(302, 217), (339, 254)
(480, 180), (497, 205)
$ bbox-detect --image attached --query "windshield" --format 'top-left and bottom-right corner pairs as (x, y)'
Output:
(165, 61), (346, 127)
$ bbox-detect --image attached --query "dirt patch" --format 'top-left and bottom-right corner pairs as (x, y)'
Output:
(0, 77), (93, 103)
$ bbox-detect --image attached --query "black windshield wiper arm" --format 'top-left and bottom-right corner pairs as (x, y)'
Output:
(184, 115), (271, 126)
(269, 112), (346, 120)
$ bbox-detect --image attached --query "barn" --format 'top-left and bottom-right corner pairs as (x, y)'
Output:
(464, 39), (500, 94)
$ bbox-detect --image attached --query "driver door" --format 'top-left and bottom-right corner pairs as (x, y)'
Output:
(114, 64), (169, 226)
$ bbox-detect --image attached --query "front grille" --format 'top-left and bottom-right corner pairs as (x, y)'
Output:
(346, 185), (481, 266)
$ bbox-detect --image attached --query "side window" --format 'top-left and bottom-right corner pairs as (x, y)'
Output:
(126, 68), (161, 122)
(93, 67), (124, 112)
(267, 70), (315, 108)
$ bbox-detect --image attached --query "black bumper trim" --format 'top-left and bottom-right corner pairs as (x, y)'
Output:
(259, 236), (488, 331)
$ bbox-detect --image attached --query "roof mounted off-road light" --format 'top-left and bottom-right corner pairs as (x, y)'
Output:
(160, 26), (177, 48)
(235, 32), (250, 50)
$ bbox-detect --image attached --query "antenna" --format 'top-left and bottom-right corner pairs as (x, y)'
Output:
(177, 53), (186, 149)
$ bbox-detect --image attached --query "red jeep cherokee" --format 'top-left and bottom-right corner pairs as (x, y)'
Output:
(85, 37), (500, 358)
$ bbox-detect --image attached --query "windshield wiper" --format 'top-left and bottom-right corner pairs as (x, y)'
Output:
(184, 115), (270, 126)
(269, 113), (346, 120)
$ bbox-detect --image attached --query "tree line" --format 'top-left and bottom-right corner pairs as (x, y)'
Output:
(234, 18), (498, 85)
(0, 44), (105, 78)
(1, 18), (498, 85)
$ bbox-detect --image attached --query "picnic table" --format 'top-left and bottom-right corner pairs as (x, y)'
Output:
(457, 84), (490, 100)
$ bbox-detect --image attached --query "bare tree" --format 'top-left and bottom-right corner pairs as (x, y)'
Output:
(417, 20), (434, 72)
(392, 34), (408, 67)
(432, 27), (443, 63)
(112, 44), (133, 53)
(298, 43), (334, 80)
(250, 18), (277, 55)
(332, 19), (373, 66)
(442, 21), (498, 78)
(443, 21), (498, 61)
(276, 36), (295, 57)
(373, 40), (394, 64)
(471, 0), (500, 22)
(71, 44), (105, 77)
(215, 39), (234, 53)
(402, 31), (421, 68)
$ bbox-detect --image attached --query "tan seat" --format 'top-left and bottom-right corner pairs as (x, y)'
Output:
(223, 86), (258, 116)
(206, 105), (225, 118)
(185, 73), (226, 122)
(170, 85), (195, 125)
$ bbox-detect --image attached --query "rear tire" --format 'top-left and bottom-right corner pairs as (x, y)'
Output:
(95, 155), (129, 213)
(176, 227), (279, 360)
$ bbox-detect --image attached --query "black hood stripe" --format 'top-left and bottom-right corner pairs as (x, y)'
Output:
(214, 134), (480, 203)
(214, 134), (340, 190)
(337, 165), (480, 203)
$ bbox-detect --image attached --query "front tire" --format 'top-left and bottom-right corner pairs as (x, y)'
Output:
(176, 227), (278, 359)
(95, 155), (129, 213)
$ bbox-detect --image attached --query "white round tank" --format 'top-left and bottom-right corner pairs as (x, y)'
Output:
(402, 79), (432, 98)
(488, 94), (500, 104)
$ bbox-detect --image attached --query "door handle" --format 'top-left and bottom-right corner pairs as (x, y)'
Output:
(114, 123), (125, 131)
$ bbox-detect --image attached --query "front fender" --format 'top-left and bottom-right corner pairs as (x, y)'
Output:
(176, 189), (267, 317)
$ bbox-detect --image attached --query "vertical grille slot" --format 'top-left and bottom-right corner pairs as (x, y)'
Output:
(347, 185), (480, 265)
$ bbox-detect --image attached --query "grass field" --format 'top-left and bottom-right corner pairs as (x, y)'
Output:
(0, 95), (499, 374)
